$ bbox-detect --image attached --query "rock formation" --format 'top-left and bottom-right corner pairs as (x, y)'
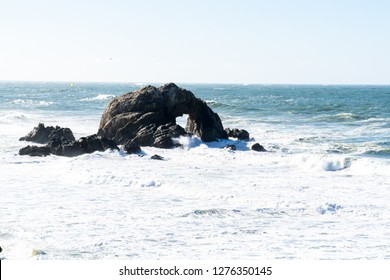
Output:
(225, 128), (250, 141)
(19, 124), (119, 157)
(98, 83), (228, 148)
(18, 84), (262, 157)
(19, 123), (75, 144)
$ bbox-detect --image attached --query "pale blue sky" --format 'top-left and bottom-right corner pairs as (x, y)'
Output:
(1, 0), (389, 84)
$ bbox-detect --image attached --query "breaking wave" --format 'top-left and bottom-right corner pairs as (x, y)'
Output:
(80, 94), (115, 102)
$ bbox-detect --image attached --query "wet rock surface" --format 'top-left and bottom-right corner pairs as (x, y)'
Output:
(19, 123), (75, 144)
(225, 128), (250, 141)
(98, 83), (228, 148)
(19, 125), (119, 157)
(251, 143), (267, 152)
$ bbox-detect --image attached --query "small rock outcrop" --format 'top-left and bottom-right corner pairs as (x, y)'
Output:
(251, 143), (267, 152)
(19, 123), (75, 144)
(151, 154), (164, 160)
(49, 134), (119, 157)
(19, 124), (119, 157)
(98, 83), (228, 148)
(19, 145), (52, 157)
(225, 128), (250, 141)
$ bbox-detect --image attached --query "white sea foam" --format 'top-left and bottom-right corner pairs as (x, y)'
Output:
(2, 123), (390, 260)
(9, 99), (53, 106)
(288, 154), (352, 172)
(1, 83), (390, 260)
(80, 94), (115, 101)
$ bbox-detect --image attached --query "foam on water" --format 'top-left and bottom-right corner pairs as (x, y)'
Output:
(79, 94), (116, 102)
(1, 82), (390, 260)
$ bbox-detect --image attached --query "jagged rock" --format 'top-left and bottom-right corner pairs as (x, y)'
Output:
(56, 134), (119, 157)
(77, 134), (119, 154)
(225, 128), (250, 141)
(98, 83), (228, 148)
(19, 145), (52, 157)
(19, 128), (119, 157)
(224, 144), (237, 151)
(19, 123), (75, 144)
(251, 143), (267, 152)
(151, 154), (164, 160)
(61, 143), (85, 157)
(124, 140), (141, 154)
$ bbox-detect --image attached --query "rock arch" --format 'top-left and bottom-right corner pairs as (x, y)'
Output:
(98, 83), (228, 148)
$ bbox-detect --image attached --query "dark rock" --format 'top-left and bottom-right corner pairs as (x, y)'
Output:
(225, 128), (250, 141)
(19, 145), (52, 157)
(151, 154), (164, 160)
(224, 144), (237, 151)
(153, 135), (174, 149)
(19, 123), (75, 144)
(98, 83), (227, 148)
(251, 143), (267, 152)
(58, 134), (119, 157)
(19, 132), (119, 157)
(48, 127), (75, 142)
(61, 143), (85, 157)
(100, 136), (119, 151)
(124, 141), (142, 154)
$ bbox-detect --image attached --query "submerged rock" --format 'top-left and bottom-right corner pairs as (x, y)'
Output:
(19, 123), (75, 144)
(98, 83), (228, 148)
(223, 144), (237, 151)
(151, 154), (164, 160)
(251, 143), (267, 152)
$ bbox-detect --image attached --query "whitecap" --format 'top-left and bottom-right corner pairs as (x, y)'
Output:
(172, 135), (202, 150)
(289, 154), (352, 171)
(9, 99), (53, 106)
(79, 94), (115, 102)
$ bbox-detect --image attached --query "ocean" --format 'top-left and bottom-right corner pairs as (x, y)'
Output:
(0, 82), (389, 259)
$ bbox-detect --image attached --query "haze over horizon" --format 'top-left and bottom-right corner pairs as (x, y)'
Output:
(1, 0), (389, 85)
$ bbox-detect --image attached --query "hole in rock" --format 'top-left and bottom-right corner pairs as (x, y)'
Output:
(176, 114), (189, 129)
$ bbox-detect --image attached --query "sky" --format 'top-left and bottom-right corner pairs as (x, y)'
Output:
(0, 0), (389, 84)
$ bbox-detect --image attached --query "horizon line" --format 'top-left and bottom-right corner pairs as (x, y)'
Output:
(1, 79), (390, 87)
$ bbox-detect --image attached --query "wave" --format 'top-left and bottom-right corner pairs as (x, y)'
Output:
(312, 112), (368, 123)
(362, 149), (390, 158)
(0, 112), (35, 124)
(205, 99), (232, 109)
(182, 208), (242, 218)
(334, 112), (366, 121)
(9, 99), (53, 106)
(79, 94), (115, 102)
(289, 155), (352, 171)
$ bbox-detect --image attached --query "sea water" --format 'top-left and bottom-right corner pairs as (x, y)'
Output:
(0, 82), (389, 259)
